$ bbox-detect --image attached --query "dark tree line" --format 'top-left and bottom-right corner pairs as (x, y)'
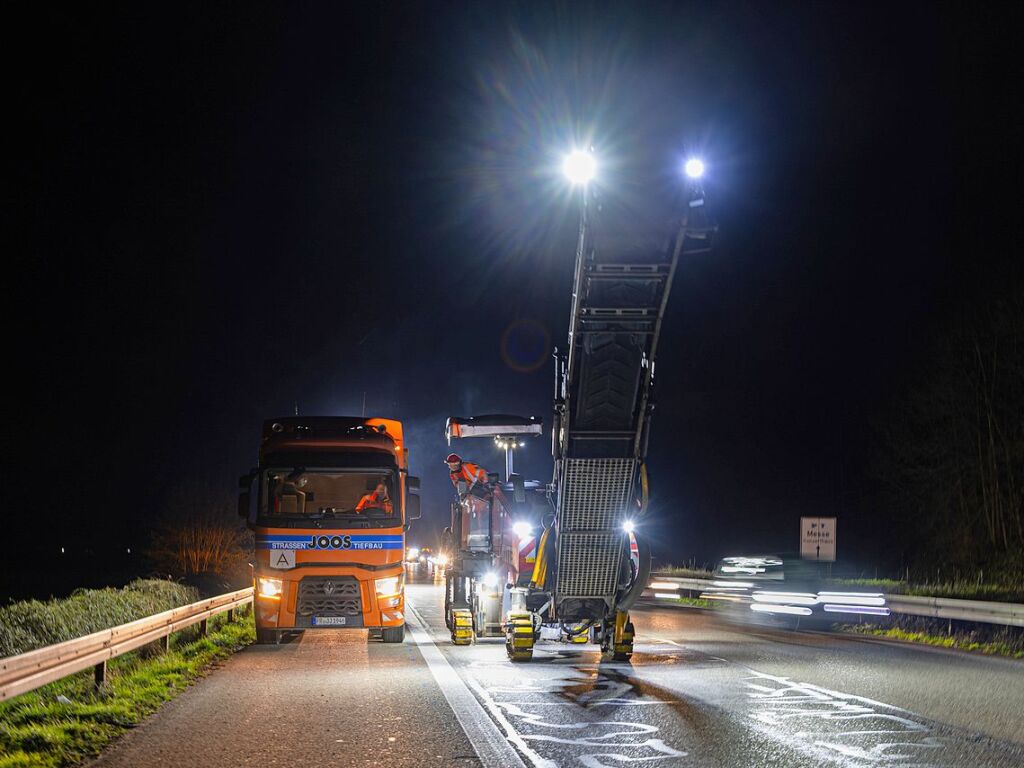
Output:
(875, 286), (1023, 580)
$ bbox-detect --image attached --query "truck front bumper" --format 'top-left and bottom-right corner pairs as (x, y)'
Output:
(254, 568), (405, 631)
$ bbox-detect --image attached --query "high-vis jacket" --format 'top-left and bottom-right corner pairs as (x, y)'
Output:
(356, 490), (393, 513)
(449, 461), (488, 491)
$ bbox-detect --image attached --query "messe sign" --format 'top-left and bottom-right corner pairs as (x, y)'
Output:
(800, 517), (836, 561)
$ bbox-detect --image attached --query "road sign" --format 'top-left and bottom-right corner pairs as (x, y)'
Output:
(800, 517), (836, 561)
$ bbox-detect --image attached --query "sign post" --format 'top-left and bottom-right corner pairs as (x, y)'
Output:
(800, 517), (836, 562)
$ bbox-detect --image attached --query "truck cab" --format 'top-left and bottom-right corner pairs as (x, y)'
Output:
(239, 417), (420, 644)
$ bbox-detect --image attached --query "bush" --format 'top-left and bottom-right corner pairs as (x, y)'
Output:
(146, 481), (252, 585)
(0, 579), (198, 658)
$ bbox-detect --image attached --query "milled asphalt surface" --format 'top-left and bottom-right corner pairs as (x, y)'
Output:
(88, 567), (1024, 767)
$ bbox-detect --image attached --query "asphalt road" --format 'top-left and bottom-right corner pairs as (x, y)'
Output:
(89, 567), (1024, 768)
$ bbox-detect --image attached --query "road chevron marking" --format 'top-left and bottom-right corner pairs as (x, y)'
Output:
(405, 603), (534, 768)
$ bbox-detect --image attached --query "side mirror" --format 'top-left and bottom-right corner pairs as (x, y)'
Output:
(407, 476), (421, 492)
(237, 491), (251, 519)
(509, 473), (526, 503)
(406, 494), (421, 521)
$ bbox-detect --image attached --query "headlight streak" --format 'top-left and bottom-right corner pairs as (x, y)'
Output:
(648, 582), (680, 590)
(721, 565), (766, 574)
(823, 604), (891, 616)
(750, 603), (813, 616)
(752, 591), (819, 606)
(817, 592), (886, 606)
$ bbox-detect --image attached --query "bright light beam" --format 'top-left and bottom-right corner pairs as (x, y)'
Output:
(563, 149), (596, 185)
(684, 158), (705, 179)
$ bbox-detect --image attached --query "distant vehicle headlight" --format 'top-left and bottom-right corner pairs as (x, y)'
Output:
(375, 574), (404, 598)
(257, 577), (283, 599)
(512, 521), (533, 538)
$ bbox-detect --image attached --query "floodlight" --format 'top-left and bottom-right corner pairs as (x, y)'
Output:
(563, 149), (596, 185)
(684, 157), (705, 179)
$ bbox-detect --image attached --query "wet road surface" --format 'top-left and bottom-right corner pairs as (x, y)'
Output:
(88, 567), (1024, 767)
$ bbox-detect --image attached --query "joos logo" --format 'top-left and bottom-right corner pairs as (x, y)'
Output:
(309, 535), (353, 550)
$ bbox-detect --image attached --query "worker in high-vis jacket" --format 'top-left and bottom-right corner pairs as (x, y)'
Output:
(356, 481), (393, 514)
(446, 453), (489, 495)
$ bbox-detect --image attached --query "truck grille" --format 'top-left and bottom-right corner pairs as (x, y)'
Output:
(296, 577), (362, 626)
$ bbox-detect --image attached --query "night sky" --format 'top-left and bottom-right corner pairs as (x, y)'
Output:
(8, 2), (1020, 591)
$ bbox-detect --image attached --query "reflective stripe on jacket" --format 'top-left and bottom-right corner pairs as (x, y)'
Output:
(450, 462), (488, 488)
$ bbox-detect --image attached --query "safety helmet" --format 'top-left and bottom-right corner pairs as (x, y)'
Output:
(445, 453), (462, 464)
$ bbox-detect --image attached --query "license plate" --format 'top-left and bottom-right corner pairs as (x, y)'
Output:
(312, 616), (347, 626)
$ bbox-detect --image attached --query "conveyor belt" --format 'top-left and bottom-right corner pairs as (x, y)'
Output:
(551, 179), (714, 610)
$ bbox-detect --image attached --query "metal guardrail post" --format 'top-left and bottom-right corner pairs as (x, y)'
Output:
(200, 619), (208, 637)
(94, 660), (107, 688)
(227, 608), (235, 623)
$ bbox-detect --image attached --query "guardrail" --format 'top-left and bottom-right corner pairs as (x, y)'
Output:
(645, 574), (1024, 628)
(0, 587), (253, 701)
(885, 593), (1024, 627)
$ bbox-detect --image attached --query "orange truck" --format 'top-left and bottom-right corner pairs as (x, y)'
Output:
(238, 417), (420, 644)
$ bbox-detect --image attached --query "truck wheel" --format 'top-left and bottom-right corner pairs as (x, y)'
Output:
(382, 624), (406, 643)
(256, 628), (279, 645)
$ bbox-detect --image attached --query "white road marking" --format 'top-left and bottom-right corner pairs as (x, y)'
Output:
(405, 603), (530, 768)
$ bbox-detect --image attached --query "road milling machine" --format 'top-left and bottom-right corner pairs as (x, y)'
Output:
(444, 165), (715, 661)
(441, 415), (550, 646)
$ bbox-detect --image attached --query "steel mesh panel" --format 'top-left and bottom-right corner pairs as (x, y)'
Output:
(560, 458), (635, 530)
(555, 458), (634, 598)
(555, 532), (622, 597)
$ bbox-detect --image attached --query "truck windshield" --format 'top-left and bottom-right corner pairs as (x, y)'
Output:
(260, 469), (397, 521)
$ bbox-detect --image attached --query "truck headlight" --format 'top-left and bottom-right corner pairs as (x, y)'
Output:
(375, 574), (404, 598)
(258, 576), (283, 599)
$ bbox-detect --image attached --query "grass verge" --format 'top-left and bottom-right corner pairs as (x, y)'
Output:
(0, 612), (253, 768)
(842, 624), (1024, 658)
